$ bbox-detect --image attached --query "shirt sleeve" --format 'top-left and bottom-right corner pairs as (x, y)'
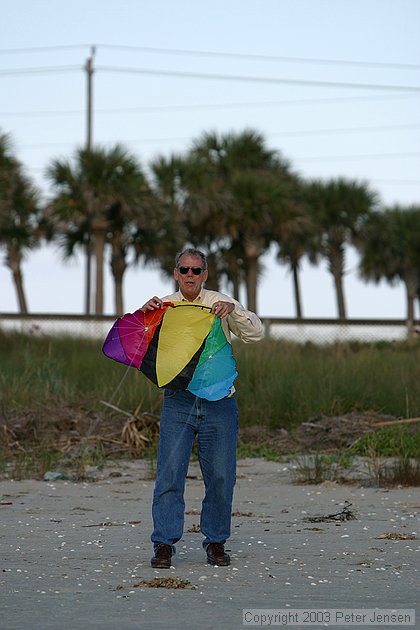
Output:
(225, 299), (265, 343)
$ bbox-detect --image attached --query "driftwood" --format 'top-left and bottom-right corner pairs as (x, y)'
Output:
(303, 501), (357, 523)
(372, 417), (420, 427)
(100, 400), (160, 425)
(100, 400), (160, 454)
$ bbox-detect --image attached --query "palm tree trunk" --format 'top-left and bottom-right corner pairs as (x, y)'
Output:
(205, 254), (220, 291)
(114, 274), (124, 316)
(328, 247), (346, 319)
(82, 188), (95, 315)
(94, 228), (106, 315)
(404, 273), (417, 337)
(7, 246), (28, 313)
(417, 279), (420, 319)
(334, 273), (346, 319)
(243, 237), (262, 313)
(231, 275), (240, 301)
(111, 237), (127, 315)
(291, 263), (303, 319)
(245, 256), (258, 313)
(85, 232), (92, 315)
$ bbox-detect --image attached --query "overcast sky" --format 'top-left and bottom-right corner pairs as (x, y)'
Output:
(1, 0), (419, 317)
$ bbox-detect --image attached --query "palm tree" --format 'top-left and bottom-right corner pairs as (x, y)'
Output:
(273, 204), (318, 318)
(181, 129), (299, 312)
(307, 177), (378, 319)
(228, 165), (298, 312)
(266, 178), (316, 319)
(0, 132), (40, 313)
(356, 205), (420, 335)
(148, 153), (191, 286)
(42, 162), (92, 311)
(46, 144), (153, 315)
(150, 134), (235, 292)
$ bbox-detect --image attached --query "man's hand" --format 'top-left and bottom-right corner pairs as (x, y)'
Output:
(141, 296), (163, 312)
(211, 301), (235, 319)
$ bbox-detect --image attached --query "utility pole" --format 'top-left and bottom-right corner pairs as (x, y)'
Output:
(85, 46), (95, 150)
(84, 46), (95, 314)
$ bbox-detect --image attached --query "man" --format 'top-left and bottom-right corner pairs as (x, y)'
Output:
(141, 248), (264, 568)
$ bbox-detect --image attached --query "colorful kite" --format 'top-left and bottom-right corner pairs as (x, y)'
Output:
(102, 301), (238, 401)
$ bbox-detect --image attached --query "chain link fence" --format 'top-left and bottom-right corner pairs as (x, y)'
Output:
(263, 318), (419, 344)
(0, 313), (418, 344)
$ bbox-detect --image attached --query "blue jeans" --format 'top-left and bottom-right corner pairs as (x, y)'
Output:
(151, 389), (239, 551)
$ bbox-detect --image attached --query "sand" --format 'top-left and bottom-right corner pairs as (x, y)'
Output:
(1, 458), (418, 629)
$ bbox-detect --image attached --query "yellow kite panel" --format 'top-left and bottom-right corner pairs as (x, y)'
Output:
(156, 303), (214, 386)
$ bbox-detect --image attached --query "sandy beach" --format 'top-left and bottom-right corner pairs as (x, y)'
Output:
(1, 458), (418, 629)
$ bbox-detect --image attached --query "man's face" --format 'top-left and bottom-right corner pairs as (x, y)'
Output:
(173, 254), (208, 301)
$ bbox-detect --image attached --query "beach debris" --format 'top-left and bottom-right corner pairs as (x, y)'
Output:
(43, 471), (70, 481)
(81, 522), (121, 528)
(376, 532), (417, 540)
(232, 511), (254, 517)
(304, 527), (324, 531)
(303, 501), (357, 523)
(133, 577), (196, 589)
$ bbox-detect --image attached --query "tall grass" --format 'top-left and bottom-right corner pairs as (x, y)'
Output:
(0, 330), (158, 415)
(234, 338), (420, 427)
(1, 331), (420, 429)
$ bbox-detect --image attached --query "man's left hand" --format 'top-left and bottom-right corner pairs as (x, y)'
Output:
(212, 301), (235, 319)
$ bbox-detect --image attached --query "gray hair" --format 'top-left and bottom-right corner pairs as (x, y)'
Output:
(175, 248), (208, 270)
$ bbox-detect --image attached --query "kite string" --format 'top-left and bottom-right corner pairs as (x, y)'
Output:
(65, 309), (155, 461)
(89, 308), (161, 436)
(84, 304), (216, 454)
(100, 303), (213, 456)
(59, 368), (135, 468)
(84, 363), (134, 442)
(104, 303), (223, 420)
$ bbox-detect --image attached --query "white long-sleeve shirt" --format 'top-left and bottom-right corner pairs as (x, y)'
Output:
(162, 288), (264, 344)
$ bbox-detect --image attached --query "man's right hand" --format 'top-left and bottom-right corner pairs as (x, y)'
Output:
(140, 296), (164, 312)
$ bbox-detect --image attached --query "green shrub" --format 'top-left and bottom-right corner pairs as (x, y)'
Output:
(351, 425), (420, 458)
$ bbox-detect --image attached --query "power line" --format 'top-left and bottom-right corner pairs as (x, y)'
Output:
(18, 135), (420, 162)
(99, 65), (420, 92)
(0, 44), (89, 54)
(269, 123), (420, 138)
(0, 108), (84, 118)
(370, 179), (420, 186)
(295, 151), (420, 162)
(115, 122), (420, 144)
(15, 121), (420, 150)
(97, 44), (420, 70)
(0, 65), (81, 76)
(1, 63), (419, 91)
(100, 44), (420, 70)
(2, 43), (419, 70)
(0, 93), (418, 119)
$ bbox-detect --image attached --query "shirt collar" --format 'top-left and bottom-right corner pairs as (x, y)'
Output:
(179, 289), (203, 303)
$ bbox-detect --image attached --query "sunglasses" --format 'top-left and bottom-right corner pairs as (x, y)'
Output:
(177, 266), (203, 275)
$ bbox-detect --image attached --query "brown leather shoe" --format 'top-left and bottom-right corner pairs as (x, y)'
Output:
(206, 543), (230, 566)
(151, 543), (173, 569)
